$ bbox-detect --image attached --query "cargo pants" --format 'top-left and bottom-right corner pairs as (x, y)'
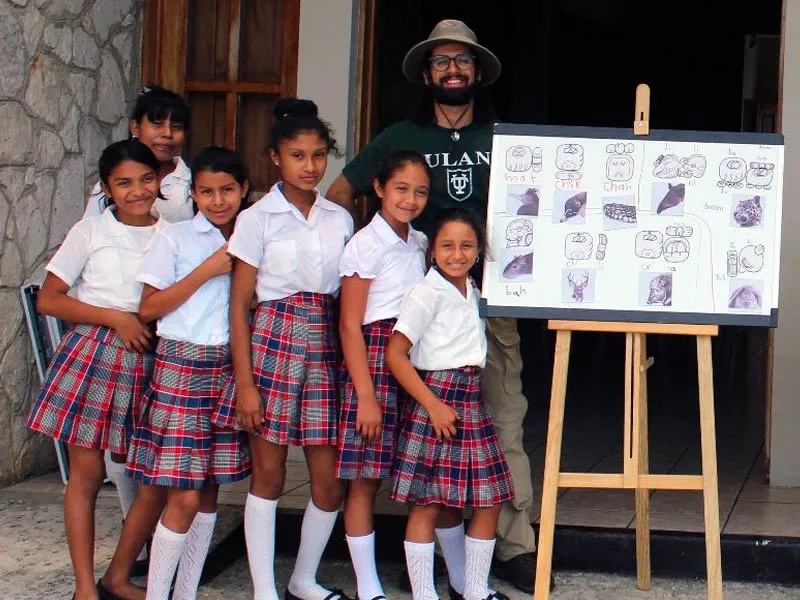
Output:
(481, 316), (536, 561)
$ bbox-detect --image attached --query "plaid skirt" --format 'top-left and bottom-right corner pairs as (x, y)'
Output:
(390, 367), (514, 508)
(212, 292), (338, 446)
(336, 318), (402, 480)
(25, 324), (154, 455)
(126, 339), (251, 489)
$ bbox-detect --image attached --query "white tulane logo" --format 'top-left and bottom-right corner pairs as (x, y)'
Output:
(447, 168), (473, 201)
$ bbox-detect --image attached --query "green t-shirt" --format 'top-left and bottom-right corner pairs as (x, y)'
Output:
(342, 119), (493, 237)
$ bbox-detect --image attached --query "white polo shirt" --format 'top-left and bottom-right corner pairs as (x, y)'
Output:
(228, 183), (354, 302)
(46, 207), (168, 313)
(83, 156), (193, 223)
(137, 213), (230, 346)
(339, 212), (427, 324)
(393, 267), (487, 370)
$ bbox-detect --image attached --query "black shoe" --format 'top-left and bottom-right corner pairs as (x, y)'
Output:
(447, 583), (509, 600)
(285, 588), (354, 600)
(96, 580), (125, 600)
(491, 552), (555, 595)
(397, 552), (448, 591)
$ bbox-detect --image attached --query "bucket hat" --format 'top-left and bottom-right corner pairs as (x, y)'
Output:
(402, 19), (501, 86)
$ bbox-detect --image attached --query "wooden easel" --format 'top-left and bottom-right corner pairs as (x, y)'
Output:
(532, 86), (724, 600)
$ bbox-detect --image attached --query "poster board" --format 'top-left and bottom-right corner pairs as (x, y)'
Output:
(481, 124), (784, 327)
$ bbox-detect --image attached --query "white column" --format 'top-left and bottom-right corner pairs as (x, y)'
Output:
(297, 0), (357, 193)
(770, 0), (800, 486)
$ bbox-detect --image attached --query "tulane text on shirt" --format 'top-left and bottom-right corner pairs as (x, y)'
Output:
(424, 151), (491, 168)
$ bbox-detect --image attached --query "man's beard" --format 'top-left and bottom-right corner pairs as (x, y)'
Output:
(429, 79), (477, 106)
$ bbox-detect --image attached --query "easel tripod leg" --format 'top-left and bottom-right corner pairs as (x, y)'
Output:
(697, 335), (723, 600)
(534, 330), (571, 600)
(634, 333), (652, 590)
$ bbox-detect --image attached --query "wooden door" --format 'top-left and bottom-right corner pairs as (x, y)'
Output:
(141, 0), (300, 194)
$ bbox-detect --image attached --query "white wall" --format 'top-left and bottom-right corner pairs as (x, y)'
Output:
(770, 0), (800, 486)
(297, 0), (357, 193)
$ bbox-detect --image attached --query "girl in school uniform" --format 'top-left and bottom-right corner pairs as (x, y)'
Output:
(336, 150), (430, 600)
(95, 146), (251, 600)
(211, 98), (354, 600)
(120, 145), (251, 600)
(25, 139), (166, 600)
(84, 85), (193, 224)
(386, 209), (514, 600)
(82, 86), (193, 565)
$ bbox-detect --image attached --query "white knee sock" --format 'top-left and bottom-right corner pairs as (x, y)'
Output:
(436, 522), (466, 594)
(245, 493), (279, 600)
(287, 500), (338, 600)
(105, 454), (147, 560)
(404, 541), (438, 600)
(463, 536), (495, 600)
(172, 511), (217, 600)
(346, 531), (384, 600)
(146, 521), (188, 600)
(106, 452), (139, 516)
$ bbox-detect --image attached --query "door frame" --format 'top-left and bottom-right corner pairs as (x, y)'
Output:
(350, 0), (377, 155)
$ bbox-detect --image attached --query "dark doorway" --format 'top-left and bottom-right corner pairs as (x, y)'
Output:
(370, 0), (782, 489)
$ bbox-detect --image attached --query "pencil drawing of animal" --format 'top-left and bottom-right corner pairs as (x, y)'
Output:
(603, 202), (637, 223)
(646, 274), (672, 306)
(567, 271), (590, 302)
(728, 285), (762, 309)
(559, 191), (587, 222)
(503, 253), (533, 279)
(657, 183), (685, 214)
(733, 195), (762, 228)
(516, 188), (539, 216)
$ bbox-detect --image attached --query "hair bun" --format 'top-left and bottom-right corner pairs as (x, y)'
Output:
(274, 98), (318, 120)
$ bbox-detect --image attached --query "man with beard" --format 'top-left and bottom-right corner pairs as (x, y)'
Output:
(327, 19), (551, 595)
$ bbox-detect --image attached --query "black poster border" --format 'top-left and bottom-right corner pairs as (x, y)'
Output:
(493, 123), (785, 146)
(479, 300), (778, 328)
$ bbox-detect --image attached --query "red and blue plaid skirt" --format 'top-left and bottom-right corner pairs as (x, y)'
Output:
(212, 292), (339, 446)
(336, 318), (403, 480)
(25, 324), (153, 455)
(126, 339), (251, 489)
(390, 366), (514, 508)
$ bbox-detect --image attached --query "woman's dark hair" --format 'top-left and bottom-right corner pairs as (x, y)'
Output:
(97, 139), (160, 207)
(131, 84), (191, 129)
(374, 149), (432, 188)
(426, 207), (487, 271)
(190, 145), (251, 214)
(269, 98), (341, 157)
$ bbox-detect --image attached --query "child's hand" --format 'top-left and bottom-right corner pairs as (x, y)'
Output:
(356, 393), (383, 441)
(427, 401), (458, 441)
(235, 384), (264, 433)
(202, 244), (233, 278)
(112, 312), (153, 353)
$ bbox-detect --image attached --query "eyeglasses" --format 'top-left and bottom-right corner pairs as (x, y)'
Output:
(429, 53), (475, 72)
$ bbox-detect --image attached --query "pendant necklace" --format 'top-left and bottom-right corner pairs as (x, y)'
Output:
(439, 103), (471, 143)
